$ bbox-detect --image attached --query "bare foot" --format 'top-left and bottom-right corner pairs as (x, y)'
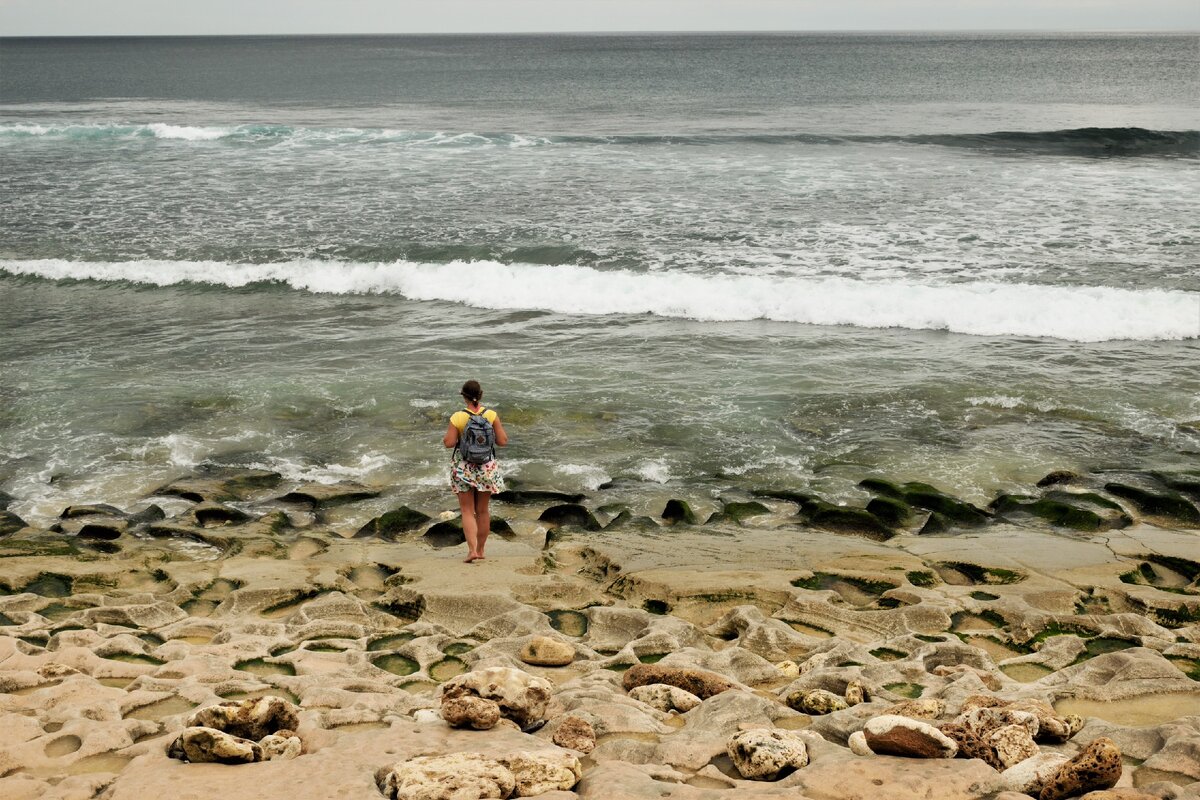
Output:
(463, 553), (481, 563)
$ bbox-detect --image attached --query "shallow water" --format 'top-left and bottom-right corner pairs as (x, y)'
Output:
(0, 34), (1197, 525)
(1055, 692), (1200, 727)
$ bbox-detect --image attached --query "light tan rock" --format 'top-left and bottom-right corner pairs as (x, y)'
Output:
(863, 715), (958, 758)
(933, 663), (1002, 690)
(378, 753), (515, 800)
(848, 730), (872, 756)
(774, 660), (800, 678)
(1001, 752), (1070, 795)
(844, 679), (868, 706)
(185, 695), (300, 741)
(441, 695), (502, 730)
(259, 732), (302, 761)
(726, 728), (809, 780)
(628, 683), (702, 713)
(167, 726), (263, 764)
(519, 636), (574, 667)
(1040, 737), (1122, 800)
(990, 724), (1040, 769)
(440, 667), (554, 731)
(552, 716), (596, 754)
(786, 688), (849, 715)
(497, 752), (582, 796)
(886, 698), (945, 720)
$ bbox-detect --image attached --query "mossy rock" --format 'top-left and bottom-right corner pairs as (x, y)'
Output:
(883, 682), (924, 699)
(61, 504), (125, 519)
(969, 591), (1000, 601)
(1152, 471), (1200, 500)
(899, 483), (990, 525)
(939, 561), (1026, 585)
(870, 647), (907, 661)
(495, 489), (585, 505)
(0, 510), (29, 537)
(0, 489), (12, 510)
(906, 570), (938, 587)
(752, 489), (821, 507)
(866, 496), (912, 527)
(355, 506), (431, 539)
(604, 510), (660, 531)
(707, 500), (771, 525)
(802, 500), (895, 541)
(992, 495), (1111, 531)
(919, 512), (952, 535)
(661, 499), (697, 525)
(1036, 470), (1078, 487)
(538, 504), (601, 531)
(1104, 483), (1200, 524)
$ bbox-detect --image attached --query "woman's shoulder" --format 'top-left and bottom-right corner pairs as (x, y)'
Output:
(449, 410), (468, 428)
(484, 408), (499, 423)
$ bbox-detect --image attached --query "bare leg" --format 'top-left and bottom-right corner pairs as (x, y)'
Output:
(457, 490), (480, 562)
(474, 492), (491, 559)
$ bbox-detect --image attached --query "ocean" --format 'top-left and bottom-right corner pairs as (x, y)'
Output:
(1, 33), (1198, 524)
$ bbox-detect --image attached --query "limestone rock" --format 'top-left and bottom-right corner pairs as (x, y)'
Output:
(621, 663), (735, 699)
(552, 716), (596, 753)
(259, 732), (302, 761)
(786, 688), (849, 715)
(1001, 752), (1071, 795)
(378, 753), (516, 800)
(990, 724), (1040, 769)
(441, 695), (501, 730)
(0, 509), (27, 536)
(440, 667), (554, 731)
(168, 726), (263, 764)
(278, 481), (380, 507)
(863, 715), (958, 758)
(1039, 737), (1122, 800)
(933, 663), (1002, 691)
(726, 728), (809, 780)
(844, 679), (869, 706)
(519, 636), (574, 667)
(959, 694), (1073, 743)
(497, 752), (582, 796)
(354, 505), (432, 539)
(1078, 791), (1166, 800)
(775, 660), (800, 679)
(628, 683), (702, 713)
(185, 696), (300, 741)
(886, 698), (946, 720)
(848, 730), (873, 756)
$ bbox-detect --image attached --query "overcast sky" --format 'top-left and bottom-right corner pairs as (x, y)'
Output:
(1, 0), (1198, 35)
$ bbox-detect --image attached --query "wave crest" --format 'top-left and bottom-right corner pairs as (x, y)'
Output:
(2, 258), (1197, 342)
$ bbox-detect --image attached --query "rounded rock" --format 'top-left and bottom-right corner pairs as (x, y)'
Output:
(519, 636), (574, 667)
(440, 695), (501, 730)
(863, 715), (958, 759)
(1039, 737), (1122, 800)
(552, 716), (596, 754)
(727, 728), (810, 781)
(787, 688), (849, 716)
(628, 683), (702, 713)
(378, 753), (515, 800)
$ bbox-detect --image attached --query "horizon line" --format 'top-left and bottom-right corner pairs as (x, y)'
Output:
(2, 28), (1198, 39)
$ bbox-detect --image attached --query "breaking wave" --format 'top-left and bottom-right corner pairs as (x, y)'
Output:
(3, 258), (1197, 342)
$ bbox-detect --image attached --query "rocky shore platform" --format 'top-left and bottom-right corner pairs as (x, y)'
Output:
(1, 466), (1198, 799)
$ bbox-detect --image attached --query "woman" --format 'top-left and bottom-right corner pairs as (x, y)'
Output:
(443, 379), (508, 562)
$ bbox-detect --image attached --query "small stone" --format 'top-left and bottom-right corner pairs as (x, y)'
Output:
(519, 635), (574, 667)
(727, 728), (809, 781)
(497, 752), (582, 796)
(862, 715), (958, 759)
(1001, 753), (1071, 795)
(185, 696), (300, 741)
(848, 730), (873, 756)
(786, 688), (849, 715)
(886, 698), (946, 720)
(440, 695), (501, 730)
(168, 726), (263, 764)
(1039, 737), (1122, 800)
(621, 663), (735, 699)
(775, 660), (800, 679)
(844, 679), (869, 706)
(628, 683), (702, 713)
(412, 708), (441, 724)
(552, 716), (596, 754)
(378, 753), (515, 800)
(259, 732), (302, 761)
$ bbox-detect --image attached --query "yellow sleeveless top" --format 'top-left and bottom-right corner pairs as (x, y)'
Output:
(450, 407), (498, 432)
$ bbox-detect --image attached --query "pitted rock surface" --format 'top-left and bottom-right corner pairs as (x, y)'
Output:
(727, 728), (810, 780)
(552, 716), (597, 753)
(185, 696), (301, 742)
(377, 753), (516, 800)
(628, 683), (702, 713)
(1039, 737), (1123, 800)
(440, 667), (554, 731)
(167, 726), (263, 764)
(440, 695), (502, 730)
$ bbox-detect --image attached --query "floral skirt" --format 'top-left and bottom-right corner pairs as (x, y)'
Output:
(450, 457), (505, 494)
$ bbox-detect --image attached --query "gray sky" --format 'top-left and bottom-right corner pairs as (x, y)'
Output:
(1, 0), (1198, 35)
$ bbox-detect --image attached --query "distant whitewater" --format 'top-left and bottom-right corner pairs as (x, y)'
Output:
(3, 259), (1196, 342)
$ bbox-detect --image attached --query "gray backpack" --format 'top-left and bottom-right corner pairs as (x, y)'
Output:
(459, 408), (496, 465)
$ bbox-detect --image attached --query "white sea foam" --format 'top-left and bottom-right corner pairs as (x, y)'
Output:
(634, 459), (673, 484)
(2, 258), (1197, 342)
(145, 123), (231, 140)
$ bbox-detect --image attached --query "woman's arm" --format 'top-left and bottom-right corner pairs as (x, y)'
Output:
(492, 417), (509, 447)
(443, 423), (459, 448)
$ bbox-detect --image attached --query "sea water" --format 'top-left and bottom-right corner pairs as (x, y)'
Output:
(0, 33), (1197, 522)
